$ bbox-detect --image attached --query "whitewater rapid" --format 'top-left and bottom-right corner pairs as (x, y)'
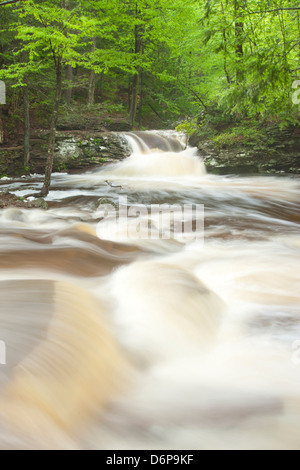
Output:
(0, 131), (299, 449)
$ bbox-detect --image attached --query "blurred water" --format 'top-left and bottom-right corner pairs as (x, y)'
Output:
(0, 131), (299, 449)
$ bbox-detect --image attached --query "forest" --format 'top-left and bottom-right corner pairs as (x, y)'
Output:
(0, 0), (299, 190)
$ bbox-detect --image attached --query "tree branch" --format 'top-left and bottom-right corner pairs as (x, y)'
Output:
(177, 78), (209, 111)
(0, 0), (27, 6)
(241, 7), (300, 16)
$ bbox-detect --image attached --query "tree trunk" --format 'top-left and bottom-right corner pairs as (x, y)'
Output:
(63, 0), (72, 105)
(65, 64), (73, 105)
(221, 3), (231, 84)
(235, 1), (244, 83)
(40, 57), (62, 197)
(88, 38), (96, 107)
(223, 29), (231, 84)
(0, 108), (3, 144)
(23, 84), (30, 169)
(128, 76), (132, 113)
(98, 72), (103, 101)
(129, 5), (144, 128)
(88, 70), (96, 107)
(138, 68), (143, 128)
(235, 21), (244, 82)
(129, 72), (139, 128)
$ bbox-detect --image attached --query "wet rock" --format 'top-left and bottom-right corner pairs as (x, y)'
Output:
(97, 198), (119, 209)
(194, 126), (300, 176)
(28, 198), (48, 210)
(0, 192), (48, 210)
(0, 191), (21, 209)
(0, 131), (131, 177)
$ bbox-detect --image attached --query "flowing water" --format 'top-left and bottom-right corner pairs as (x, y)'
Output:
(0, 131), (299, 450)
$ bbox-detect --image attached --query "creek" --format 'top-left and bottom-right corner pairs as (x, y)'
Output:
(0, 131), (299, 449)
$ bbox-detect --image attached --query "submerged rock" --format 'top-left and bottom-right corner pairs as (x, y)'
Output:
(97, 198), (119, 209)
(28, 198), (48, 210)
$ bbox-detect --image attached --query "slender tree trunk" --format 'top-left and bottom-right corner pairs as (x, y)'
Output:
(235, 20), (244, 83)
(65, 64), (73, 105)
(23, 84), (30, 169)
(129, 5), (144, 128)
(129, 72), (139, 128)
(0, 108), (3, 144)
(278, 10), (289, 88)
(88, 38), (96, 107)
(235, 1), (244, 83)
(223, 29), (231, 84)
(63, 0), (72, 106)
(128, 76), (132, 113)
(138, 68), (143, 128)
(221, 3), (230, 84)
(40, 57), (62, 197)
(88, 70), (96, 107)
(98, 72), (103, 101)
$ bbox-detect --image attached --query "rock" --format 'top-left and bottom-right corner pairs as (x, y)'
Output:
(0, 191), (28, 209)
(97, 198), (119, 209)
(0, 131), (131, 177)
(195, 125), (300, 176)
(104, 121), (132, 132)
(29, 198), (48, 210)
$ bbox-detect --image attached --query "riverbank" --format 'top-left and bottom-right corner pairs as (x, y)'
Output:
(0, 120), (299, 180)
(0, 191), (48, 209)
(0, 103), (134, 178)
(0, 131), (131, 178)
(189, 121), (300, 176)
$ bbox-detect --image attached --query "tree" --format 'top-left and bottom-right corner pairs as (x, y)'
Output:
(0, 0), (299, 176)
(11, 0), (118, 196)
(199, 0), (300, 121)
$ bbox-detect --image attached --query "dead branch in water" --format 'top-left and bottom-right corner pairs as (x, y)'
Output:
(105, 180), (123, 190)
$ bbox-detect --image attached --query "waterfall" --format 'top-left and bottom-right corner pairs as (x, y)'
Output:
(106, 130), (207, 178)
(123, 131), (186, 154)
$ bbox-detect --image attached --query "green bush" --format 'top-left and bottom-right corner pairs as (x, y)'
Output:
(175, 119), (198, 137)
(212, 123), (265, 149)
